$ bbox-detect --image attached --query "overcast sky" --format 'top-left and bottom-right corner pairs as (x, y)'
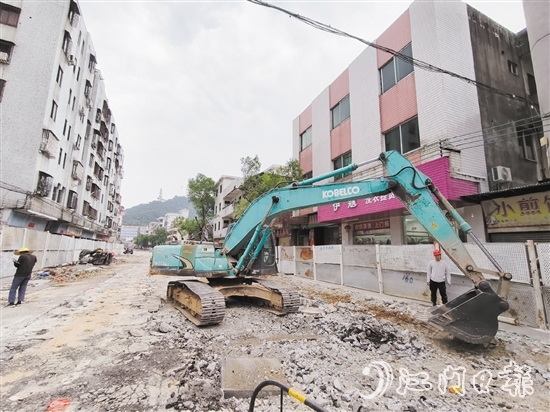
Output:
(77, 0), (526, 208)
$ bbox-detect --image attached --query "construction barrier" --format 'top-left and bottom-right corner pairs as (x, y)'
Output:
(278, 241), (549, 330)
(0, 226), (123, 278)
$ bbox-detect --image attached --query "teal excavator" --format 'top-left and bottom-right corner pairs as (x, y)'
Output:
(150, 150), (512, 344)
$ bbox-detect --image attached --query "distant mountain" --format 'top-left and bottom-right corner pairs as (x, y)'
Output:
(122, 196), (196, 226)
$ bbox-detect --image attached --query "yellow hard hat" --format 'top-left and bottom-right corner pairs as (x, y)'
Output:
(14, 247), (33, 255)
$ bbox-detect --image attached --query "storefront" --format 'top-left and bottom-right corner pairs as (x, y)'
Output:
(317, 156), (479, 245)
(462, 183), (550, 242)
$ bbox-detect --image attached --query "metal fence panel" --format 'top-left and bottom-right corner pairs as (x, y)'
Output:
(1, 226), (25, 250)
(489, 280), (539, 328)
(314, 245), (341, 264)
(342, 245), (377, 268)
(380, 245), (433, 272)
(315, 263), (340, 284)
(537, 243), (550, 286)
(542, 287), (550, 329)
(343, 266), (379, 292)
(295, 246), (313, 262)
(295, 261), (314, 278)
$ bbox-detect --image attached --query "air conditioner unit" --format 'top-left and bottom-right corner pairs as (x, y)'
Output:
(491, 166), (512, 182)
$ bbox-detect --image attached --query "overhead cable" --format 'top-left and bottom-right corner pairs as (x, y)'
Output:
(247, 0), (533, 104)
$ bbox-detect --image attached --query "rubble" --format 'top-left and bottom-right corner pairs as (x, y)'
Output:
(1, 252), (548, 412)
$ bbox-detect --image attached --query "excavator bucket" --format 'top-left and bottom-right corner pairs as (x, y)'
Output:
(424, 285), (510, 344)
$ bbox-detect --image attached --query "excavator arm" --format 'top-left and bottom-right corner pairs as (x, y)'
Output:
(222, 150), (511, 344)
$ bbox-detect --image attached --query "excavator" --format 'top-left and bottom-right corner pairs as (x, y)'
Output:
(150, 150), (512, 344)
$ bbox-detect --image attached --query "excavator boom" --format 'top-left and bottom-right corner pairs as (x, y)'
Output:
(153, 150), (511, 343)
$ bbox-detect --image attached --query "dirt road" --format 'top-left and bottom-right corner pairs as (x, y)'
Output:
(1, 250), (548, 412)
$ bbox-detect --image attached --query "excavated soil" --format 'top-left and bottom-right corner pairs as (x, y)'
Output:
(1, 250), (549, 412)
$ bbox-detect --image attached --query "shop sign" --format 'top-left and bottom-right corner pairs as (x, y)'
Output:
(67, 225), (82, 237)
(354, 219), (391, 231)
(333, 193), (396, 212)
(481, 192), (550, 228)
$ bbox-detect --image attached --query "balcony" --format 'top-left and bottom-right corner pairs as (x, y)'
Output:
(115, 193), (122, 204)
(221, 203), (236, 219)
(71, 161), (84, 182)
(39, 129), (59, 159)
(91, 183), (101, 199)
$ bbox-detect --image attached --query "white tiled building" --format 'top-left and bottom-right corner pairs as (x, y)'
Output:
(0, 0), (124, 241)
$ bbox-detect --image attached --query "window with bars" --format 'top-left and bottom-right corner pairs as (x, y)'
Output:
(517, 128), (535, 161)
(0, 40), (14, 64)
(62, 31), (72, 57)
(0, 3), (20, 27)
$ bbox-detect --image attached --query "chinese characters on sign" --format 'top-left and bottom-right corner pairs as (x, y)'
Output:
(360, 360), (534, 399)
(482, 192), (550, 228)
(332, 193), (396, 212)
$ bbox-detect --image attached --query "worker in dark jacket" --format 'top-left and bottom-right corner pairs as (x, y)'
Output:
(8, 247), (37, 307)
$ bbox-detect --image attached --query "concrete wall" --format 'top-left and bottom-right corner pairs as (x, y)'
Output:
(467, 6), (542, 188)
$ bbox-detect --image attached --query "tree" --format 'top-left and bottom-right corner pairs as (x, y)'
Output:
(173, 216), (202, 240)
(187, 174), (216, 240)
(150, 228), (168, 247)
(133, 234), (150, 249)
(240, 155), (261, 179)
(234, 157), (303, 218)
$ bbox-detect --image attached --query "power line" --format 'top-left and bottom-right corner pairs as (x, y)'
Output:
(247, 0), (533, 104)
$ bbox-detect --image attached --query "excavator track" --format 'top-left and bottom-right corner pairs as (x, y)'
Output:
(250, 278), (301, 314)
(167, 280), (226, 326)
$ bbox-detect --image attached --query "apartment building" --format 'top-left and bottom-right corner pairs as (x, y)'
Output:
(292, 0), (546, 246)
(0, 0), (124, 241)
(212, 175), (243, 242)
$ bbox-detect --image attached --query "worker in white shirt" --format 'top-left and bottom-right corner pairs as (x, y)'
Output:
(426, 249), (451, 306)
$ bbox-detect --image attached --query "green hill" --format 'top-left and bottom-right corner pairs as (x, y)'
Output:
(123, 196), (196, 226)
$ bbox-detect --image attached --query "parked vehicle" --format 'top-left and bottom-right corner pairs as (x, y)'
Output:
(79, 248), (114, 265)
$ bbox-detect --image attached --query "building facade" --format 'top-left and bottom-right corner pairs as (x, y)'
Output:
(212, 175), (243, 242)
(0, 0), (124, 241)
(292, 0), (546, 246)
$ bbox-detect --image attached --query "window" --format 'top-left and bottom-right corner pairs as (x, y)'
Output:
(331, 95), (350, 129)
(527, 73), (537, 96)
(0, 3), (20, 27)
(62, 31), (72, 57)
(384, 117), (420, 154)
(67, 190), (78, 209)
(72, 96), (76, 110)
(86, 176), (92, 191)
(380, 43), (414, 93)
(57, 67), (64, 86)
(67, 126), (71, 141)
(63, 120), (67, 136)
(36, 172), (53, 197)
(76, 67), (80, 81)
(333, 151), (352, 180)
(81, 41), (85, 56)
(63, 153), (67, 169)
(0, 79), (5, 102)
(75, 134), (81, 149)
(50, 100), (58, 121)
(517, 128), (535, 160)
(58, 148), (63, 165)
(303, 171), (313, 180)
(89, 153), (94, 167)
(300, 126), (312, 151)
(88, 54), (96, 72)
(104, 175), (109, 186)
(508, 60), (518, 75)
(68, 0), (80, 27)
(0, 40), (14, 64)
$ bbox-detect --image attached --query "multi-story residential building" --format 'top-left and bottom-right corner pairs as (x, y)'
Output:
(292, 0), (547, 246)
(0, 0), (124, 241)
(212, 175), (243, 242)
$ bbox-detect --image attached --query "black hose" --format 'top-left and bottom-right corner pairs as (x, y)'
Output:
(248, 380), (329, 412)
